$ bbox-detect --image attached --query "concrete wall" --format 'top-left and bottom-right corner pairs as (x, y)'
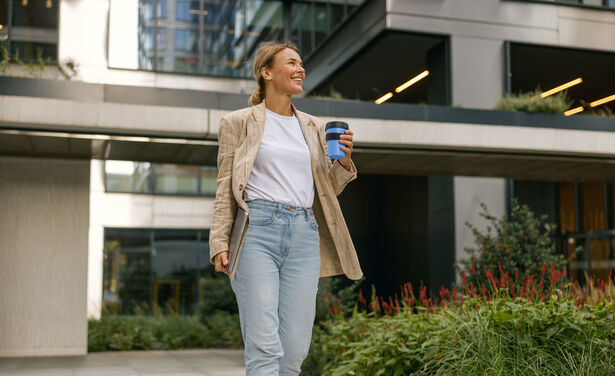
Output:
(57, 0), (256, 94)
(0, 157), (90, 357)
(87, 160), (215, 319)
(454, 176), (507, 279)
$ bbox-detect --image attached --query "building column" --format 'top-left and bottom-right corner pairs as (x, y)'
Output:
(0, 157), (90, 357)
(450, 35), (504, 109)
(453, 176), (507, 280)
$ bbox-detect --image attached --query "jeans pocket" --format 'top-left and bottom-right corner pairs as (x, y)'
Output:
(248, 207), (275, 226)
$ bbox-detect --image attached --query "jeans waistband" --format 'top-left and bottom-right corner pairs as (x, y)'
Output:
(247, 199), (313, 215)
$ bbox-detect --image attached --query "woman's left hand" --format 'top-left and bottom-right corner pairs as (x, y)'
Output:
(338, 130), (354, 171)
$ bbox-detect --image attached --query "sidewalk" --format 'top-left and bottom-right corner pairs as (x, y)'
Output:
(0, 349), (245, 376)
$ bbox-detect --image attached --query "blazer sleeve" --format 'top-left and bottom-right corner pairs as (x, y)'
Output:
(209, 115), (238, 264)
(329, 158), (357, 196)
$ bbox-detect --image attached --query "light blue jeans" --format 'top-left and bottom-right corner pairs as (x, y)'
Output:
(230, 199), (321, 376)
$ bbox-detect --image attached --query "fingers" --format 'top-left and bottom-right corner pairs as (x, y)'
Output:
(214, 251), (230, 274)
(339, 130), (353, 152)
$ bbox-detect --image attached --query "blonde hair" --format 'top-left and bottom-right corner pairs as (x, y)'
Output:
(249, 41), (300, 106)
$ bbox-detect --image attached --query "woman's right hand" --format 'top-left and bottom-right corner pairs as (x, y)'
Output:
(214, 251), (230, 274)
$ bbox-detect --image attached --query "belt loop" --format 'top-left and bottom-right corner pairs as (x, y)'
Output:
(276, 202), (282, 217)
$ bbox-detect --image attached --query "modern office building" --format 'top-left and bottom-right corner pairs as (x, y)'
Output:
(1, 0), (615, 357)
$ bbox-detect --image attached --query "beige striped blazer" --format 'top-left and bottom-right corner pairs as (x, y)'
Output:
(209, 101), (363, 280)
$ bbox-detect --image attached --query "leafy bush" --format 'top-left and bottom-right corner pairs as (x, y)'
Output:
(315, 276), (363, 322)
(303, 270), (615, 376)
(88, 316), (158, 352)
(494, 90), (572, 113)
(198, 276), (239, 317)
(457, 199), (575, 290)
(305, 297), (615, 376)
(88, 311), (241, 352)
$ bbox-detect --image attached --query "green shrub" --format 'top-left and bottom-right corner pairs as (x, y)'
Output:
(88, 316), (156, 352)
(304, 296), (615, 376)
(198, 276), (239, 317)
(88, 311), (240, 352)
(457, 199), (574, 290)
(203, 311), (243, 347)
(153, 315), (211, 349)
(315, 276), (363, 323)
(494, 90), (572, 113)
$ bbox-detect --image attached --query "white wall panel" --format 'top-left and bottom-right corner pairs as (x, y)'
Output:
(454, 176), (507, 277)
(0, 157), (89, 356)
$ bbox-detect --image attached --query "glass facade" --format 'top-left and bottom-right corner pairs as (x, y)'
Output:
(0, 0), (58, 62)
(104, 160), (217, 196)
(514, 180), (615, 285)
(103, 228), (213, 315)
(132, 0), (363, 78)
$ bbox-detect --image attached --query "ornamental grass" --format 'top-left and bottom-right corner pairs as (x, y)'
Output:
(302, 266), (615, 376)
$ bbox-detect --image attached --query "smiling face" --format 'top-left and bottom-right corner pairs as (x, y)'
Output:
(261, 48), (305, 97)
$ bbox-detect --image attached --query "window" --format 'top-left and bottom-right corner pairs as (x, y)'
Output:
(290, 0), (364, 58)
(104, 160), (216, 196)
(176, 0), (198, 22)
(174, 28), (196, 52)
(115, 0), (364, 77)
(606, 0), (615, 7)
(153, 163), (199, 194)
(105, 161), (153, 193)
(1, 0), (59, 62)
(514, 180), (615, 285)
(103, 228), (213, 315)
(146, 0), (166, 19)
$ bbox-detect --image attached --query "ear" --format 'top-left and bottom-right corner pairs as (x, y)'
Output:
(261, 66), (272, 81)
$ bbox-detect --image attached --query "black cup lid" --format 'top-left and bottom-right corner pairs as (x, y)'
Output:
(325, 121), (349, 130)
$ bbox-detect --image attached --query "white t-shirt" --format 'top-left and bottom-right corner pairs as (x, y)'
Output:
(244, 108), (315, 208)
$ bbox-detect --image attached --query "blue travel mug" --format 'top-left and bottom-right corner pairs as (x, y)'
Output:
(325, 121), (349, 159)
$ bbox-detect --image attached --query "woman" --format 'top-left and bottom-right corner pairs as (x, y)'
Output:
(209, 41), (362, 376)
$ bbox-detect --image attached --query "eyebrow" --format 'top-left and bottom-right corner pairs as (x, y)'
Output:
(288, 58), (304, 65)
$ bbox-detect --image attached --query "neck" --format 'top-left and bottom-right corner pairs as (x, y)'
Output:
(264, 93), (293, 116)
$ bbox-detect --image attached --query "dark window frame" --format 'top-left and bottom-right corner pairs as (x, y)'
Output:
(2, 0), (60, 63)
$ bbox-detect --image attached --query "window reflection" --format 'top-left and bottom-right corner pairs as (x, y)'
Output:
(176, 0), (198, 22)
(2, 0), (59, 61)
(0, 0), (8, 29)
(11, 0), (58, 29)
(124, 0), (364, 76)
(105, 160), (153, 193)
(104, 160), (216, 196)
(200, 166), (217, 195)
(103, 228), (212, 315)
(153, 163), (199, 194)
(103, 229), (152, 315)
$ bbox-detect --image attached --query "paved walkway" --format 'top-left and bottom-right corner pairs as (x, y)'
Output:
(0, 349), (245, 376)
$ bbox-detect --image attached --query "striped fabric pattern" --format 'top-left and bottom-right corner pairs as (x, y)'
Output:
(209, 101), (363, 280)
